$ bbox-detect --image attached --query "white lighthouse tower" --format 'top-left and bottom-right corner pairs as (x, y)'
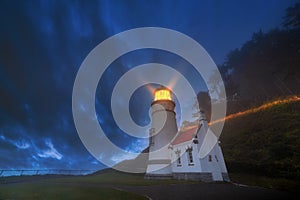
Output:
(145, 87), (178, 178)
(145, 87), (229, 181)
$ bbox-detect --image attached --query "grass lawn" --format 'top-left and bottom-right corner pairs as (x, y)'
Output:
(0, 182), (147, 200)
(0, 171), (195, 199)
(48, 171), (196, 186)
(229, 172), (300, 192)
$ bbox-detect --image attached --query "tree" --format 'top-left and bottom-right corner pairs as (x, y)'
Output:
(219, 3), (300, 110)
(194, 91), (211, 121)
(283, 3), (300, 30)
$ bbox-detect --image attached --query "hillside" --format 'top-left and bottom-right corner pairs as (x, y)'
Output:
(219, 96), (300, 190)
(113, 147), (149, 173)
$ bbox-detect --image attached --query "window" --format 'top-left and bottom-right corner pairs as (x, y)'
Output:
(149, 137), (154, 146)
(149, 128), (155, 146)
(208, 155), (212, 162)
(188, 151), (193, 164)
(186, 146), (194, 165)
(215, 155), (219, 162)
(175, 149), (181, 166)
(177, 156), (181, 166)
(193, 134), (198, 144)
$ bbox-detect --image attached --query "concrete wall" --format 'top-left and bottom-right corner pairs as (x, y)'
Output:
(173, 172), (213, 182)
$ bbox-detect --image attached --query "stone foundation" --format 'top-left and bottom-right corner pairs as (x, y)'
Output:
(145, 172), (214, 182)
(145, 172), (230, 182)
(172, 172), (213, 182)
(222, 172), (230, 182)
(144, 173), (173, 180)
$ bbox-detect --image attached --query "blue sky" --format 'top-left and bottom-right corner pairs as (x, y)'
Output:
(0, 0), (298, 172)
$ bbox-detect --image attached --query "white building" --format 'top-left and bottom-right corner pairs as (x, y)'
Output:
(145, 87), (229, 182)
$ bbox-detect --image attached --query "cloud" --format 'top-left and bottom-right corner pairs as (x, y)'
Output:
(0, 129), (30, 150)
(110, 152), (137, 164)
(14, 140), (30, 149)
(37, 140), (63, 160)
(124, 139), (148, 153)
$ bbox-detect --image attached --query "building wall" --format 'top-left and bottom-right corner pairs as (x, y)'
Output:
(171, 132), (228, 181)
(215, 142), (228, 173)
(194, 114), (228, 181)
(171, 142), (201, 173)
(199, 144), (223, 181)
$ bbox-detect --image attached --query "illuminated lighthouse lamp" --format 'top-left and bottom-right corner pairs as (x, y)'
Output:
(153, 87), (172, 101)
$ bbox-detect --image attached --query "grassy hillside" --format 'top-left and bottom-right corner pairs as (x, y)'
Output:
(219, 97), (300, 191)
(0, 183), (147, 200)
(0, 171), (194, 199)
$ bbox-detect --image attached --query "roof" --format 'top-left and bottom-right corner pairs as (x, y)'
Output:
(171, 126), (198, 145)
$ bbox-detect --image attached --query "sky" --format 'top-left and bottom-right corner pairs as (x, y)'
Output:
(0, 0), (299, 173)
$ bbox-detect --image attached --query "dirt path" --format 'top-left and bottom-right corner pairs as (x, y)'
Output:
(118, 183), (299, 200)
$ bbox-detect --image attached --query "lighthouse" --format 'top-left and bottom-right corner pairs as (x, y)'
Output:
(145, 86), (229, 181)
(145, 87), (178, 178)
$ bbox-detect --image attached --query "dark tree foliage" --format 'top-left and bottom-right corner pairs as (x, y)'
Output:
(196, 91), (211, 121)
(218, 3), (300, 113)
(283, 3), (300, 30)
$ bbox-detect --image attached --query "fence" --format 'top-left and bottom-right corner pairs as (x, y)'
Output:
(0, 169), (97, 177)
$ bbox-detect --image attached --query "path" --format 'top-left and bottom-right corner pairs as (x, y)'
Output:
(118, 182), (298, 200)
